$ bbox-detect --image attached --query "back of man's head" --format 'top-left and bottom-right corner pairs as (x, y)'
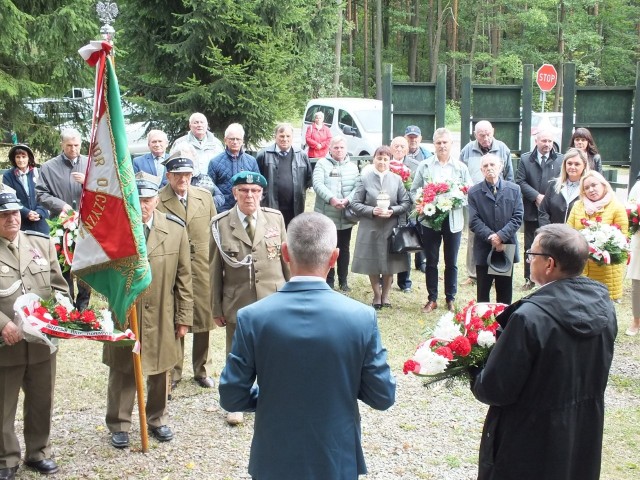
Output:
(536, 224), (588, 276)
(287, 213), (337, 272)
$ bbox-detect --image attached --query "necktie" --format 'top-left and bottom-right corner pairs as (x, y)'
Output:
(246, 215), (255, 241)
(541, 155), (547, 163)
(180, 197), (187, 209)
(279, 150), (287, 157)
(7, 242), (18, 260)
(155, 157), (165, 177)
(492, 185), (497, 196)
(144, 224), (150, 241)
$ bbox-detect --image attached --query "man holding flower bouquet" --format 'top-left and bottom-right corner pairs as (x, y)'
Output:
(470, 224), (616, 480)
(410, 128), (472, 313)
(0, 192), (69, 478)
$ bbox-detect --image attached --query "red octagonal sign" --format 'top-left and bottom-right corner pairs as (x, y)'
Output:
(536, 64), (558, 92)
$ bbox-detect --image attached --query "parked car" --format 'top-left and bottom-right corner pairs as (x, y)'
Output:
(301, 98), (383, 158)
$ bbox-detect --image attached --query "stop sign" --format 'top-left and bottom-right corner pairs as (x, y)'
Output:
(536, 64), (558, 92)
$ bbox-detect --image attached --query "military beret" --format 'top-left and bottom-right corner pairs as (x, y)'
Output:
(135, 171), (161, 198)
(231, 171), (267, 189)
(0, 192), (23, 212)
(163, 149), (195, 173)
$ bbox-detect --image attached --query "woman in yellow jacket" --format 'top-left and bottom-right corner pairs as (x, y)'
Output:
(567, 171), (628, 300)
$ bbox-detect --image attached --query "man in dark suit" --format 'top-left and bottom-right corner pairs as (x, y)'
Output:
(132, 130), (169, 187)
(219, 212), (396, 480)
(515, 129), (563, 290)
(0, 192), (69, 479)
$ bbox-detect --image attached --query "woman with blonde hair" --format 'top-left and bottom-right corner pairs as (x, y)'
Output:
(539, 148), (589, 225)
(567, 171), (628, 300)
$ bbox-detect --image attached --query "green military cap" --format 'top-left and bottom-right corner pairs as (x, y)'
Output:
(231, 171), (267, 189)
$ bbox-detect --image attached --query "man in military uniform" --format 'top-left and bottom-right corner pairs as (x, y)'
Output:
(0, 192), (69, 479)
(104, 173), (193, 448)
(211, 171), (290, 425)
(157, 150), (217, 390)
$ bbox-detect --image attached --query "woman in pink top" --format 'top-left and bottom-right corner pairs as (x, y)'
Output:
(306, 111), (332, 159)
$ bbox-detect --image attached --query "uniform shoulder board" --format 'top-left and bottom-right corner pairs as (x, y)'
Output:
(261, 207), (282, 215)
(166, 214), (186, 228)
(212, 210), (232, 222)
(24, 230), (50, 239)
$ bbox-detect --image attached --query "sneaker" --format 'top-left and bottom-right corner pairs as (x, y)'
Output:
(227, 412), (244, 425)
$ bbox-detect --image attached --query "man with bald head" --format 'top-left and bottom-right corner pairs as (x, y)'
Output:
(172, 112), (224, 179)
(459, 120), (514, 286)
(516, 129), (564, 290)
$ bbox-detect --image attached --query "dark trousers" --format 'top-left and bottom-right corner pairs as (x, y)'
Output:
(62, 269), (91, 311)
(280, 208), (295, 229)
(397, 269), (412, 290)
(326, 227), (352, 287)
(476, 265), (514, 304)
(418, 218), (461, 302)
(523, 220), (538, 280)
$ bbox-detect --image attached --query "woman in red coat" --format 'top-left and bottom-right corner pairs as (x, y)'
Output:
(305, 111), (332, 159)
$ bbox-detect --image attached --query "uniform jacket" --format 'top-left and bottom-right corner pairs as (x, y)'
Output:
(2, 168), (49, 234)
(256, 143), (312, 217)
(35, 154), (89, 217)
(313, 155), (360, 230)
(208, 149), (260, 212)
(0, 231), (69, 366)
(468, 180), (523, 265)
(627, 181), (640, 281)
(157, 185), (216, 332)
(132, 153), (168, 187)
(410, 156), (472, 233)
(515, 148), (564, 221)
(351, 170), (411, 275)
(102, 212), (193, 374)
(567, 197), (629, 299)
(459, 139), (514, 184)
(219, 280), (396, 480)
(538, 181), (580, 226)
(210, 207), (289, 324)
(472, 277), (616, 480)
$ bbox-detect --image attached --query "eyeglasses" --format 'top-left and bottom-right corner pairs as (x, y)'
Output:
(226, 137), (243, 142)
(525, 249), (552, 263)
(236, 188), (262, 195)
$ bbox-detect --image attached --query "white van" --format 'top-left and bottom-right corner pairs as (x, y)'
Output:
(301, 98), (383, 157)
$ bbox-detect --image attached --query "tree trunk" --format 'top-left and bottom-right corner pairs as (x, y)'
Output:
(430, 0), (445, 82)
(450, 0), (458, 99)
(428, 0), (434, 74)
(334, 0), (343, 94)
(470, 9), (480, 63)
(375, 0), (383, 99)
(408, 0), (419, 81)
(364, 0), (369, 96)
(347, 0), (353, 91)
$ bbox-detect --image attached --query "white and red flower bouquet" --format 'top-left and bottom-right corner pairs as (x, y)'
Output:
(389, 160), (412, 190)
(625, 201), (640, 237)
(47, 209), (80, 272)
(403, 301), (506, 386)
(579, 216), (629, 266)
(14, 293), (135, 345)
(411, 181), (469, 231)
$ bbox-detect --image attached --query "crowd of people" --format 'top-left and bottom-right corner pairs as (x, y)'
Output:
(0, 112), (635, 479)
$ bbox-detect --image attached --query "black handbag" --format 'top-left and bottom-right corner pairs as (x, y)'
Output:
(389, 223), (423, 254)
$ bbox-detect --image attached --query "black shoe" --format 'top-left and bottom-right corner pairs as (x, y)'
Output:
(418, 263), (426, 273)
(24, 459), (59, 475)
(149, 425), (174, 442)
(195, 376), (215, 388)
(0, 466), (17, 480)
(339, 284), (351, 292)
(111, 431), (130, 449)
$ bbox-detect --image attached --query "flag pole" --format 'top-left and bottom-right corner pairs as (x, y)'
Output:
(128, 305), (149, 452)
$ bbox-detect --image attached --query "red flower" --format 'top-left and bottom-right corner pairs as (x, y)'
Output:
(434, 346), (454, 360)
(595, 216), (602, 223)
(69, 310), (81, 321)
(467, 330), (479, 345)
(35, 306), (49, 316)
(633, 217), (639, 225)
(580, 218), (589, 226)
(82, 310), (97, 324)
(448, 336), (472, 357)
(49, 319), (58, 326)
(54, 305), (68, 321)
(54, 244), (61, 252)
(403, 359), (420, 375)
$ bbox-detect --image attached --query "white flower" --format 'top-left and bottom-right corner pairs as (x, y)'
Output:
(55, 292), (75, 312)
(100, 310), (114, 333)
(423, 203), (436, 216)
(477, 330), (496, 348)
(66, 221), (77, 232)
(432, 312), (462, 342)
(436, 196), (453, 211)
(413, 346), (449, 375)
(55, 229), (64, 238)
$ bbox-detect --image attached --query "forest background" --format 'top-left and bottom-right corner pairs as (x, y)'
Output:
(1, 0), (639, 156)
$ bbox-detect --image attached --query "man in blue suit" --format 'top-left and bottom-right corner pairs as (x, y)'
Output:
(132, 130), (169, 187)
(219, 212), (396, 480)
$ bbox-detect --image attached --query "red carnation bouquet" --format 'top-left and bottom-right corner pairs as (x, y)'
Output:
(403, 301), (506, 386)
(13, 293), (135, 344)
(47, 209), (80, 272)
